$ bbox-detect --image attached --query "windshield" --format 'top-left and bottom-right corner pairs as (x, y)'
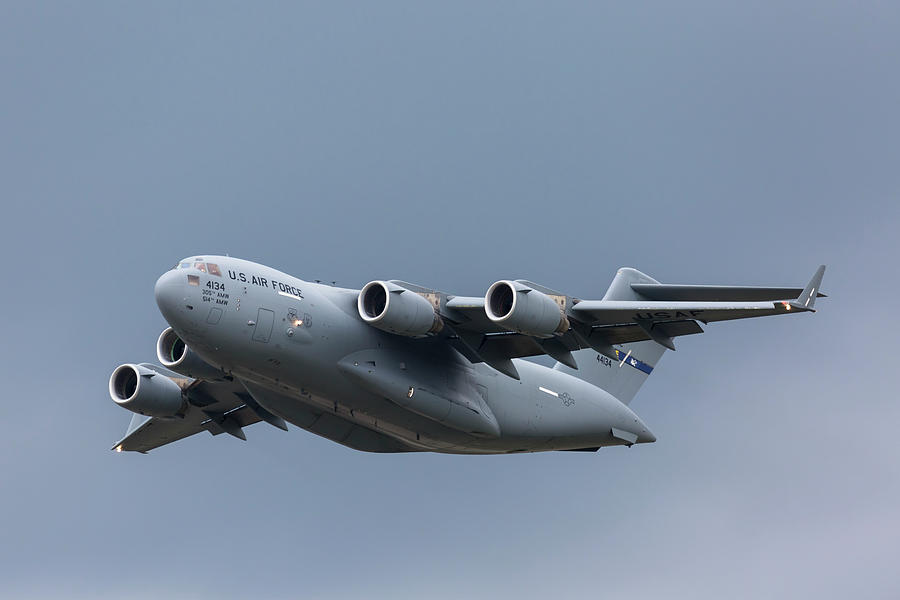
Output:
(173, 259), (221, 276)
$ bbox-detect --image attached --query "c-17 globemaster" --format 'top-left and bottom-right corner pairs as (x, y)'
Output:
(109, 257), (826, 454)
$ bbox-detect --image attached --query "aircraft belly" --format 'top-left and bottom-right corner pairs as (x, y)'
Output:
(239, 379), (418, 453)
(336, 349), (502, 438)
(235, 353), (636, 454)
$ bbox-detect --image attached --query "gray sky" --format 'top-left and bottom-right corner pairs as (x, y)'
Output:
(1, 2), (898, 598)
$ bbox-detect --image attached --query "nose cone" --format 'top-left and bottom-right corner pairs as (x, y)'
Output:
(155, 270), (186, 324)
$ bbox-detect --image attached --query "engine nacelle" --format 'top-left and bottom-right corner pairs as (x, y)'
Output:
(358, 281), (443, 338)
(156, 327), (226, 381)
(485, 280), (569, 338)
(109, 363), (185, 418)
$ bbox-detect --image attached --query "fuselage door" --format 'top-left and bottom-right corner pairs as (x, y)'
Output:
(252, 308), (275, 343)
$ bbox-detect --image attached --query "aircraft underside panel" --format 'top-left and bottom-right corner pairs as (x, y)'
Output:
(238, 380), (417, 453)
(293, 409), (415, 453)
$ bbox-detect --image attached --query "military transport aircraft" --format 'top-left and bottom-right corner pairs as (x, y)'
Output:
(109, 257), (825, 454)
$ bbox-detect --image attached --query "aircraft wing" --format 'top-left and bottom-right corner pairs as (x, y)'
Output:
(422, 266), (826, 378)
(113, 365), (414, 453)
(112, 365), (269, 453)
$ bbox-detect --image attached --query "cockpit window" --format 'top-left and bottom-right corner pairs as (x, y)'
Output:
(174, 259), (219, 273)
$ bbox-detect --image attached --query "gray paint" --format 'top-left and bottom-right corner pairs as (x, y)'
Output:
(117, 256), (821, 455)
(125, 255), (659, 453)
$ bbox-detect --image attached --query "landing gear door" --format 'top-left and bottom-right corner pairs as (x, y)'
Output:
(252, 308), (275, 343)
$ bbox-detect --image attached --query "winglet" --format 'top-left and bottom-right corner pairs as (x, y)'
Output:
(790, 265), (826, 312)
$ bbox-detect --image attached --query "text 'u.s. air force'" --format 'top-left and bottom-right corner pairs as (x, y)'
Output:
(227, 270), (303, 299)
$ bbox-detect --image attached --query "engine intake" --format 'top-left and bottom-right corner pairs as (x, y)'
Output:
(358, 281), (443, 338)
(485, 280), (569, 337)
(156, 327), (225, 381)
(109, 363), (184, 418)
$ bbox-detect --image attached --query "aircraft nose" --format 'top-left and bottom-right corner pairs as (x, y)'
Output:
(154, 270), (186, 321)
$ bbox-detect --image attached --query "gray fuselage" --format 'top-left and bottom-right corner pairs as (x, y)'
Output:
(154, 256), (655, 453)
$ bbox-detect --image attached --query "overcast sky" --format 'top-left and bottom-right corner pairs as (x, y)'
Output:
(1, 2), (898, 598)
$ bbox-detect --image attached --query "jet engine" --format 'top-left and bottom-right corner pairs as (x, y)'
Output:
(109, 363), (185, 418)
(358, 281), (443, 338)
(485, 280), (569, 337)
(156, 327), (226, 381)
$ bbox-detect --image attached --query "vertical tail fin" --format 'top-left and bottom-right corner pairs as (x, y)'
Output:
(554, 268), (667, 405)
(554, 341), (665, 406)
